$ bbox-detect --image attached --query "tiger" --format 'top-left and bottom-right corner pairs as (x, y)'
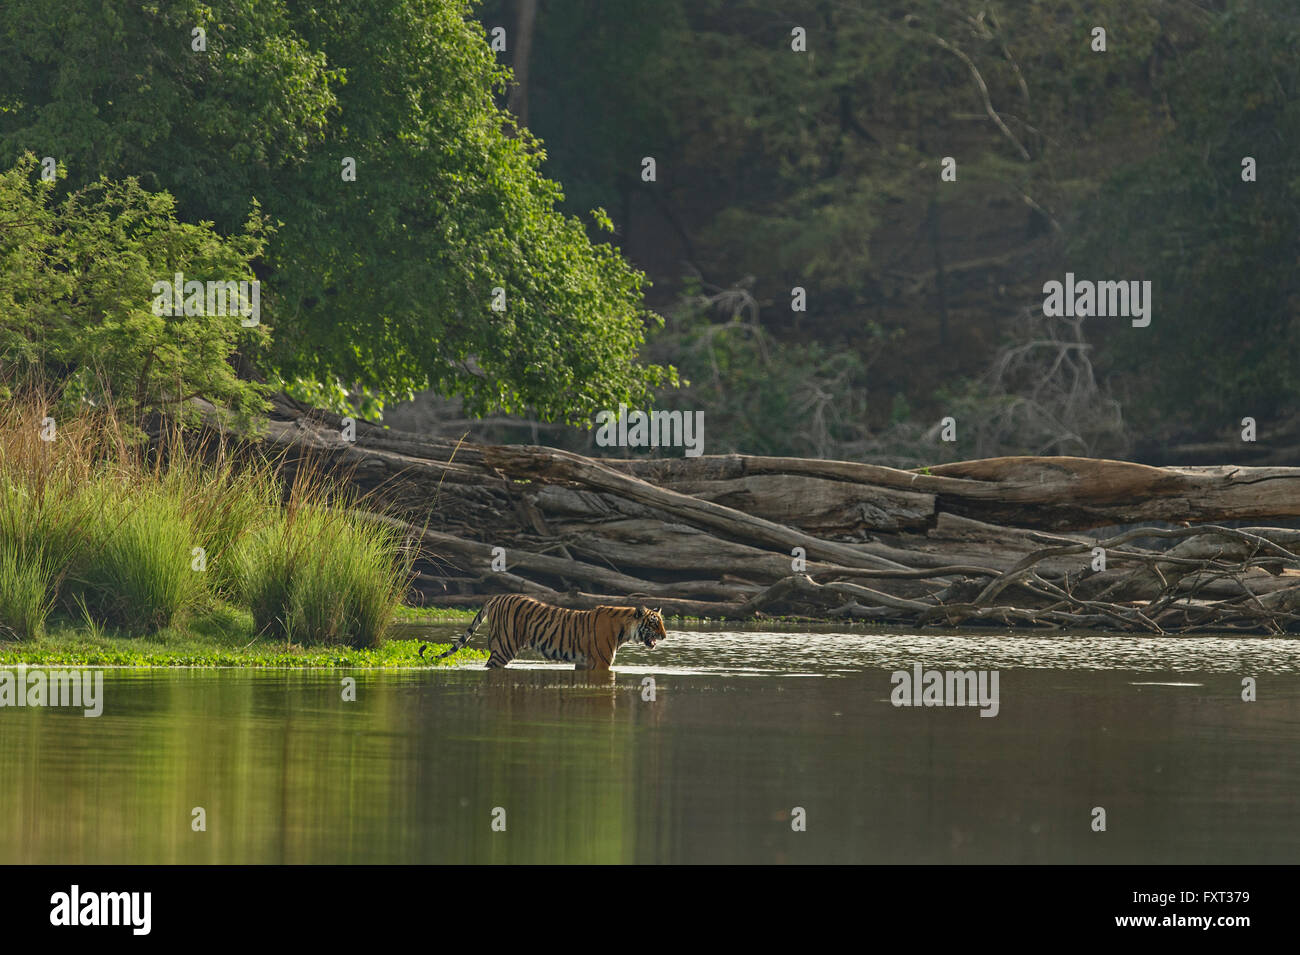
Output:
(418, 594), (668, 670)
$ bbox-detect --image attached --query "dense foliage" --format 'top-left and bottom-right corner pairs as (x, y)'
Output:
(1073, 0), (1300, 431)
(477, 0), (1299, 452)
(0, 154), (268, 421)
(0, 0), (672, 421)
(1, 0), (1294, 451)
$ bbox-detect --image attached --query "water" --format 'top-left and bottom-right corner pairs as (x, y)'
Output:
(1, 625), (1297, 864)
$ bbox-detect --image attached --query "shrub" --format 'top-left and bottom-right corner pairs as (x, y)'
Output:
(64, 481), (205, 633)
(236, 503), (412, 648)
(0, 392), (415, 642)
(0, 540), (56, 639)
(158, 449), (280, 598)
(0, 154), (270, 425)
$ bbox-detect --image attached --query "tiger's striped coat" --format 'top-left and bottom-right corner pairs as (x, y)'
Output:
(422, 595), (668, 670)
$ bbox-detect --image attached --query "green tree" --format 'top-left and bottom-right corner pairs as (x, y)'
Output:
(0, 0), (672, 422)
(472, 0), (1261, 453)
(0, 154), (269, 421)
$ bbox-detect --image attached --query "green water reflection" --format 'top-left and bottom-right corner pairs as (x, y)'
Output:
(1, 628), (1297, 863)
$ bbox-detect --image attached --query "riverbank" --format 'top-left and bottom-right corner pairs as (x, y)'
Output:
(0, 604), (485, 668)
(0, 397), (432, 653)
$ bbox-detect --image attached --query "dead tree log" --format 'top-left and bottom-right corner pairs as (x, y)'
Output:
(212, 398), (1300, 633)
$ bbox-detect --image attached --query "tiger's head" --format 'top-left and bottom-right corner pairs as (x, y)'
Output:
(634, 606), (668, 649)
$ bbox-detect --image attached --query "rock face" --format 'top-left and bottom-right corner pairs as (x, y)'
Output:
(249, 395), (1300, 632)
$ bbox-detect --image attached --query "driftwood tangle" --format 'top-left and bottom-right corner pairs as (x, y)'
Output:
(253, 397), (1300, 633)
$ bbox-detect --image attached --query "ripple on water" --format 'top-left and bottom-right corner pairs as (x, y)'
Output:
(603, 628), (1300, 676)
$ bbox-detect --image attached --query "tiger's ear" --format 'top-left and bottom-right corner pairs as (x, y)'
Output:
(635, 605), (648, 619)
(654, 607), (662, 616)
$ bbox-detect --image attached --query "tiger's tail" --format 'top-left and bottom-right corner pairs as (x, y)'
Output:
(419, 605), (487, 660)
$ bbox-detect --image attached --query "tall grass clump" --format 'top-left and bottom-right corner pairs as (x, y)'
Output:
(0, 539), (57, 639)
(0, 398), (207, 634)
(156, 444), (280, 598)
(0, 398), (104, 639)
(236, 475), (414, 648)
(63, 480), (206, 632)
(0, 385), (417, 644)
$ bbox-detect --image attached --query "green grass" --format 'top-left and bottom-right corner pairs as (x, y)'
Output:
(0, 601), (486, 668)
(0, 540), (56, 639)
(0, 395), (424, 649)
(235, 504), (412, 648)
(64, 480), (204, 633)
(393, 605), (478, 623)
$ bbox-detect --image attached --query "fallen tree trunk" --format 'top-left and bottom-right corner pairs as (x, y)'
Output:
(210, 398), (1300, 633)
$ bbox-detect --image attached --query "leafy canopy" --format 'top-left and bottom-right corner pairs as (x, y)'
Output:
(0, 0), (673, 422)
(0, 154), (269, 422)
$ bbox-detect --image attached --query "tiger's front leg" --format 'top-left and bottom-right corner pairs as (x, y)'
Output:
(575, 650), (613, 671)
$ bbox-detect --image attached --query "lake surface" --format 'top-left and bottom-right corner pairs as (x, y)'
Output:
(2, 625), (1297, 864)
